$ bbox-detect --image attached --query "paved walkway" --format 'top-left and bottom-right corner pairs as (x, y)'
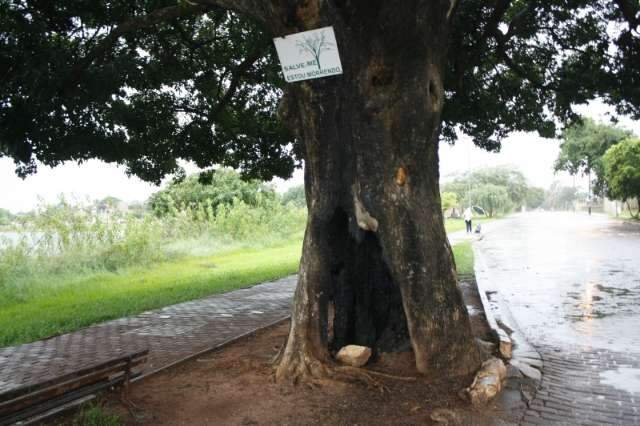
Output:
(523, 346), (640, 425)
(0, 276), (296, 394)
(475, 212), (640, 425)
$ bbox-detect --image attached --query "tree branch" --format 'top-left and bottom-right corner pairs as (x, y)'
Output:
(492, 32), (552, 91)
(64, 0), (280, 94)
(503, 2), (535, 40)
(474, 0), (513, 53)
(613, 0), (640, 32)
(64, 3), (211, 93)
(186, 0), (272, 22)
(211, 42), (270, 117)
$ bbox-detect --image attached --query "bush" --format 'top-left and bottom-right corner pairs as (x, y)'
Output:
(281, 185), (306, 208)
(149, 169), (277, 217)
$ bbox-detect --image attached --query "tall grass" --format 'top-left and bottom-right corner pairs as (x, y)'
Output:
(0, 195), (307, 296)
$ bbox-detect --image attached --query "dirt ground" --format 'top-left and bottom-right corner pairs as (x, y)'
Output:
(65, 277), (519, 425)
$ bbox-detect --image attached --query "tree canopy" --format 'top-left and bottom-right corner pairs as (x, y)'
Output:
(554, 118), (633, 196)
(440, 192), (458, 213)
(543, 182), (581, 210)
(602, 138), (640, 217)
(466, 184), (511, 217)
(442, 165), (530, 210)
(525, 186), (545, 209)
(281, 184), (306, 208)
(1, 1), (639, 182)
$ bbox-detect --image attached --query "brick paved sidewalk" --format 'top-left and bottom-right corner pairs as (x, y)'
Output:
(521, 346), (640, 426)
(0, 276), (296, 394)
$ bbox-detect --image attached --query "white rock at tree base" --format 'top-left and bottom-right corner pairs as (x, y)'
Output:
(465, 357), (507, 407)
(336, 345), (372, 367)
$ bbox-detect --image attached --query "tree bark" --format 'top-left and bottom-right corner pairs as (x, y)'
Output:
(272, 1), (481, 383)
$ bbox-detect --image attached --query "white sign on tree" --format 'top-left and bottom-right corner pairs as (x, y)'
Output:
(273, 26), (343, 83)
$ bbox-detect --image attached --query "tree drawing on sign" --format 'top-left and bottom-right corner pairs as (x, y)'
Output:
(296, 31), (334, 70)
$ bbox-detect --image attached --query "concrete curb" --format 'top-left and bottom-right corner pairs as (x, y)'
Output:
(475, 275), (513, 360)
(472, 238), (545, 422)
(472, 239), (544, 372)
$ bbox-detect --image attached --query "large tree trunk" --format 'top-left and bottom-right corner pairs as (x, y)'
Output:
(272, 0), (481, 383)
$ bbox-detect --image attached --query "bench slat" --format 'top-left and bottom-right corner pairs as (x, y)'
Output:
(0, 357), (146, 416)
(0, 349), (148, 425)
(0, 372), (141, 426)
(0, 349), (148, 403)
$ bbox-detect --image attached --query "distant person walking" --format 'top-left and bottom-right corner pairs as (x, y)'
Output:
(464, 207), (473, 234)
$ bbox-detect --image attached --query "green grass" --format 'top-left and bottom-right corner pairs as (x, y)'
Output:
(0, 240), (302, 347)
(609, 210), (640, 221)
(71, 404), (123, 426)
(0, 239), (476, 348)
(444, 218), (467, 233)
(452, 241), (474, 276)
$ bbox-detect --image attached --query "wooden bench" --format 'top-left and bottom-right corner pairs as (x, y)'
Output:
(0, 349), (148, 425)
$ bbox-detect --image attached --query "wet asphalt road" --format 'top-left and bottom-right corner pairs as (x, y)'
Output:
(474, 212), (640, 424)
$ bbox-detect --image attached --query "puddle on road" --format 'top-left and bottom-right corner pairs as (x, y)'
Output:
(600, 367), (640, 394)
(564, 281), (640, 323)
(478, 213), (640, 352)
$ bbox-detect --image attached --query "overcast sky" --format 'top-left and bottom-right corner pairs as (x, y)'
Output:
(1, 101), (639, 214)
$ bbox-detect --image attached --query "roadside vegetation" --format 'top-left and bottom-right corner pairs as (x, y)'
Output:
(441, 165), (545, 218)
(554, 118), (639, 217)
(452, 241), (474, 276)
(602, 138), (640, 219)
(0, 169), (473, 347)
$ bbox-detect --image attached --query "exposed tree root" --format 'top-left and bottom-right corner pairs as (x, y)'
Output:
(275, 352), (425, 395)
(331, 365), (389, 394)
(336, 367), (418, 382)
(275, 354), (398, 393)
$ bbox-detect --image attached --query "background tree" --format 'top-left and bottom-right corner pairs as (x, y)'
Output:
(525, 187), (546, 210)
(554, 118), (633, 197)
(469, 166), (528, 209)
(1, 0), (639, 383)
(543, 182), (580, 211)
(466, 184), (511, 218)
(149, 169), (275, 217)
(441, 192), (458, 215)
(442, 166), (529, 212)
(603, 138), (640, 218)
(281, 185), (306, 208)
(440, 179), (470, 208)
